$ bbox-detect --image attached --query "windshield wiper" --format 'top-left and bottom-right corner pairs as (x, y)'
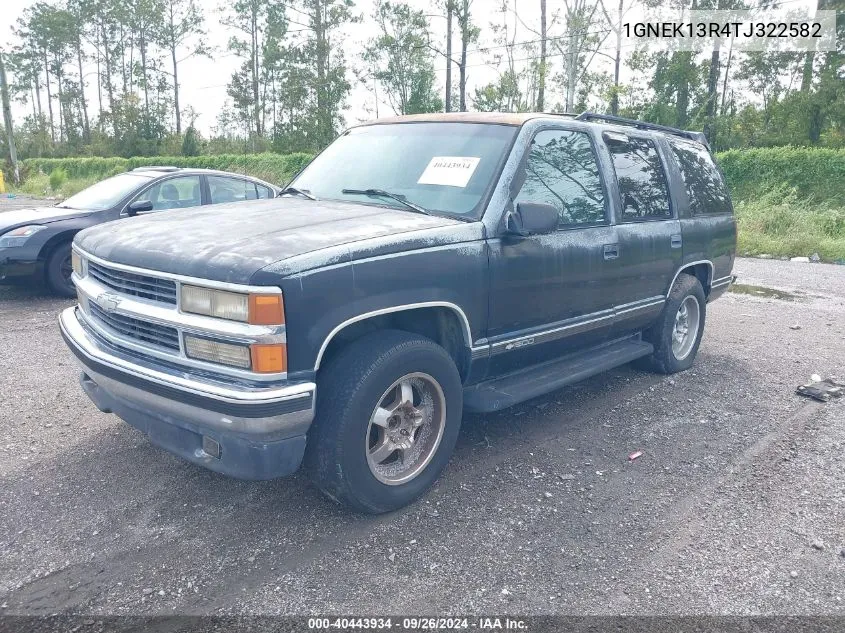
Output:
(341, 188), (431, 216)
(279, 186), (317, 201)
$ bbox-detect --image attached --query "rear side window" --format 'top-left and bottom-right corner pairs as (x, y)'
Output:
(669, 139), (732, 215)
(515, 129), (606, 227)
(208, 176), (259, 204)
(605, 134), (671, 221)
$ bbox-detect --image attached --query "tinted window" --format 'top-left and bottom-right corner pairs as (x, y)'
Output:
(132, 175), (202, 211)
(291, 122), (517, 218)
(515, 129), (606, 227)
(605, 135), (671, 221)
(209, 177), (259, 204)
(669, 139), (732, 215)
(256, 185), (273, 199)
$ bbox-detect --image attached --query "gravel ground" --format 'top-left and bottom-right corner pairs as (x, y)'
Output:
(0, 258), (843, 615)
(0, 195), (52, 212)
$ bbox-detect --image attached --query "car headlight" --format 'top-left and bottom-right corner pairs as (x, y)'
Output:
(180, 285), (285, 325)
(0, 225), (47, 248)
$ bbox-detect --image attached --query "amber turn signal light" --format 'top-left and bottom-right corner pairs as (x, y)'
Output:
(248, 294), (285, 325)
(250, 343), (287, 373)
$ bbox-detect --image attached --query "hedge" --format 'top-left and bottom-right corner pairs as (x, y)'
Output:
(19, 147), (845, 206)
(716, 147), (845, 206)
(21, 152), (315, 187)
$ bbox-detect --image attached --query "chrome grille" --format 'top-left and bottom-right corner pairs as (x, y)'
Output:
(88, 302), (180, 351)
(88, 261), (177, 305)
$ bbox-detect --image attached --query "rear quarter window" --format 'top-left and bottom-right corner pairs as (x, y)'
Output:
(668, 139), (733, 215)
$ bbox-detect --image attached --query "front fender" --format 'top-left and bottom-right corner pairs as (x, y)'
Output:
(274, 241), (489, 379)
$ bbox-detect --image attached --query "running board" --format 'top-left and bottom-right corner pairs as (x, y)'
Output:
(463, 337), (654, 413)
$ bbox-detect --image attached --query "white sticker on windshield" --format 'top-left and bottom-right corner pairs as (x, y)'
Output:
(417, 156), (481, 188)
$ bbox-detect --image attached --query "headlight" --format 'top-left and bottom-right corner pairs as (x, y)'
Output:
(180, 285), (284, 325)
(0, 225), (47, 248)
(72, 251), (84, 277)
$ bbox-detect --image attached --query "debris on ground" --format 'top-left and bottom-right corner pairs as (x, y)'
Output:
(628, 451), (643, 461)
(791, 257), (810, 263)
(811, 539), (825, 551)
(796, 377), (845, 402)
(789, 324), (801, 330)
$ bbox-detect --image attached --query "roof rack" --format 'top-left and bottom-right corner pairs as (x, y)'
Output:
(131, 166), (180, 172)
(575, 112), (709, 147)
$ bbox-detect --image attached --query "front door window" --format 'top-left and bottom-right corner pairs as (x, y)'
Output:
(131, 176), (202, 212)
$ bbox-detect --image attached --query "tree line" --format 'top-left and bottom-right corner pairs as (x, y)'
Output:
(2, 0), (843, 161)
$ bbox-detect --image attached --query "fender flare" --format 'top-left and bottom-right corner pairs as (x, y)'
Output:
(313, 301), (474, 371)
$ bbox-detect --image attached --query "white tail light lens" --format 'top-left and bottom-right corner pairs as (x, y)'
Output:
(181, 285), (249, 322)
(184, 335), (251, 369)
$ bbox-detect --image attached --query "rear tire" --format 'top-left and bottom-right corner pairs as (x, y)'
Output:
(638, 273), (706, 374)
(45, 242), (75, 298)
(305, 330), (463, 514)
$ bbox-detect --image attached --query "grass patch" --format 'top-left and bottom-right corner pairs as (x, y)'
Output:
(735, 185), (845, 262)
(12, 173), (99, 199)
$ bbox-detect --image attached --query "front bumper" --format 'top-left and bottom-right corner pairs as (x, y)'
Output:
(60, 306), (316, 479)
(0, 251), (43, 284)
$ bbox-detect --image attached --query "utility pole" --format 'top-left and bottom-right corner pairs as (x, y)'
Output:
(0, 50), (20, 185)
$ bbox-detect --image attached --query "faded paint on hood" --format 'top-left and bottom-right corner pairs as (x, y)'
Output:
(74, 197), (466, 284)
(0, 206), (93, 233)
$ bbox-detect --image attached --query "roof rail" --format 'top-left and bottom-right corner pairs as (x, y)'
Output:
(131, 165), (180, 172)
(575, 112), (709, 147)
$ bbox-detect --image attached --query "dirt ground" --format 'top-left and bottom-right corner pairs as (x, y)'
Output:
(1, 257), (844, 615)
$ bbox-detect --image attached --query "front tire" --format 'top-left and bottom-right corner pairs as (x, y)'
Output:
(305, 330), (463, 514)
(45, 242), (75, 298)
(639, 273), (706, 374)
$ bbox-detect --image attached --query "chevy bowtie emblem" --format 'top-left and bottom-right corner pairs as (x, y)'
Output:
(95, 292), (121, 313)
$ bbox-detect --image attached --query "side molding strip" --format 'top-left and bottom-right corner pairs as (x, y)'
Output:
(490, 296), (665, 356)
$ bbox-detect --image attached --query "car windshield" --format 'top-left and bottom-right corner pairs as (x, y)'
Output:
(60, 173), (152, 211)
(290, 122), (518, 219)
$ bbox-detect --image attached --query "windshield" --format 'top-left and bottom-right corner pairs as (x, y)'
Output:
(60, 173), (152, 211)
(291, 122), (518, 218)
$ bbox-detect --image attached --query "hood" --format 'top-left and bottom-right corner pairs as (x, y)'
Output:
(0, 206), (93, 233)
(74, 198), (466, 284)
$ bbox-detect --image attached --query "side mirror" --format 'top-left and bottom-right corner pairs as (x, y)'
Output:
(507, 202), (559, 236)
(126, 200), (153, 216)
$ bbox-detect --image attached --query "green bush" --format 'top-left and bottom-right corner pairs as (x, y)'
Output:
(48, 167), (68, 192)
(22, 152), (314, 187)
(716, 147), (845, 206)
(22, 147), (845, 203)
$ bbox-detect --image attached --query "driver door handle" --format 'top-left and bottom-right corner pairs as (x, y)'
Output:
(603, 243), (620, 260)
